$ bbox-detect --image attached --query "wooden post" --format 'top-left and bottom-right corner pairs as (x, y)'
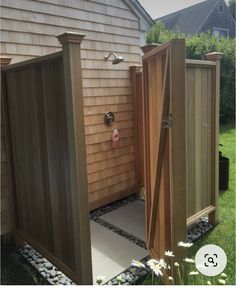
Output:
(1, 56), (18, 246)
(130, 65), (144, 195)
(0, 56), (12, 67)
(206, 52), (223, 224)
(57, 32), (93, 285)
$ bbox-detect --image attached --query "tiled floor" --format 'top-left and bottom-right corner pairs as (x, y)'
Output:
(90, 197), (148, 284)
(101, 200), (146, 241)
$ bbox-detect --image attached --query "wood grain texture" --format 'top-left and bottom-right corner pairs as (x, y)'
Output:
(143, 40), (187, 274)
(206, 52), (222, 224)
(130, 65), (144, 190)
(169, 40), (187, 267)
(1, 56), (15, 236)
(186, 62), (217, 223)
(143, 43), (184, 272)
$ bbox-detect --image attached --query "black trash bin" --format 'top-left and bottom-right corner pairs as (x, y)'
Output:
(219, 149), (229, 191)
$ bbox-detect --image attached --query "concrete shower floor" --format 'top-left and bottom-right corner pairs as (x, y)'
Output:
(90, 196), (148, 284)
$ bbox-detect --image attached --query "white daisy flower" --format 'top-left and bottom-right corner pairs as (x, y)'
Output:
(207, 281), (212, 285)
(165, 250), (175, 257)
(178, 241), (193, 248)
(168, 276), (174, 282)
(183, 258), (195, 263)
(147, 259), (159, 269)
(131, 259), (145, 268)
(174, 262), (180, 267)
(147, 259), (164, 277)
(221, 273), (227, 278)
(159, 259), (167, 269)
(218, 279), (226, 285)
(152, 264), (163, 277)
(96, 275), (105, 285)
(189, 271), (199, 276)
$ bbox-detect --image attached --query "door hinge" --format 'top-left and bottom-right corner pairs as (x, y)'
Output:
(162, 114), (172, 128)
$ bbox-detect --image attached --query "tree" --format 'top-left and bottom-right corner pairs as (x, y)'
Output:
(228, 0), (236, 20)
(146, 22), (235, 123)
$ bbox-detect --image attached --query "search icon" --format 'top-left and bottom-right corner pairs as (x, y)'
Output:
(195, 244), (227, 276)
(208, 257), (214, 264)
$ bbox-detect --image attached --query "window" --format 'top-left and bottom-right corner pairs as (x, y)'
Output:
(213, 27), (229, 37)
(219, 4), (224, 13)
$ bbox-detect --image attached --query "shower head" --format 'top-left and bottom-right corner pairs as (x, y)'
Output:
(104, 52), (124, 65)
(112, 55), (124, 64)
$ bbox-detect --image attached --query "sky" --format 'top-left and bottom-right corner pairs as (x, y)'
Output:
(138, 0), (230, 19)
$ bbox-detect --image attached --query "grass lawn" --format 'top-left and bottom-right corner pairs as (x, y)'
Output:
(143, 123), (235, 285)
(187, 123), (235, 285)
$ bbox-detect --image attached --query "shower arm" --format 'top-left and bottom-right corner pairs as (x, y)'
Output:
(104, 52), (118, 60)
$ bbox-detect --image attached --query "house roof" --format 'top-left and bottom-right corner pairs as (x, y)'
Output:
(156, 0), (220, 35)
(123, 0), (154, 30)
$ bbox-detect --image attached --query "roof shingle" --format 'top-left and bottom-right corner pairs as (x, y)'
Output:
(156, 0), (219, 35)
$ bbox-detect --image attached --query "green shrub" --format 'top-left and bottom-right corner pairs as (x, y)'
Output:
(146, 22), (235, 124)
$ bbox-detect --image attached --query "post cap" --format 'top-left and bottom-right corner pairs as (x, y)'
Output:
(205, 52), (223, 61)
(0, 56), (12, 67)
(130, 65), (142, 72)
(141, 43), (160, 54)
(57, 32), (86, 45)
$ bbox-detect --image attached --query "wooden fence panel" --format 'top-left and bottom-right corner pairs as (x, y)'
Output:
(186, 57), (221, 226)
(2, 32), (92, 284)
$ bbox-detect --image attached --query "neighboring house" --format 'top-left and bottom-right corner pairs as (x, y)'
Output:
(0, 0), (154, 235)
(156, 0), (235, 37)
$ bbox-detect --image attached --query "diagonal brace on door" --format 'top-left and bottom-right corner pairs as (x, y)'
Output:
(147, 48), (171, 248)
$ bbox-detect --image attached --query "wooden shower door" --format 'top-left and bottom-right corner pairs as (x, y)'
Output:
(143, 39), (187, 263)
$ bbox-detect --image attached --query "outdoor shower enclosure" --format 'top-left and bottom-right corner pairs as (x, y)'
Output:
(1, 34), (221, 284)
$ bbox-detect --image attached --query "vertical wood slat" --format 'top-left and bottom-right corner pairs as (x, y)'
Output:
(41, 61), (67, 260)
(186, 67), (195, 218)
(206, 69), (213, 207)
(206, 52), (223, 224)
(194, 68), (202, 212)
(5, 71), (25, 232)
(33, 64), (54, 252)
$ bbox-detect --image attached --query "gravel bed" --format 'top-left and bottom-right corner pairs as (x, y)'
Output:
(187, 217), (214, 243)
(18, 244), (75, 285)
(105, 256), (151, 285)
